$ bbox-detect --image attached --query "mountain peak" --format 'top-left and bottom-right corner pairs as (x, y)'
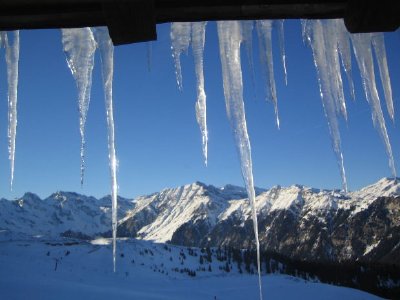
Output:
(21, 192), (41, 201)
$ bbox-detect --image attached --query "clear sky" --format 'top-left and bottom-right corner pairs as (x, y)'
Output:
(0, 20), (400, 200)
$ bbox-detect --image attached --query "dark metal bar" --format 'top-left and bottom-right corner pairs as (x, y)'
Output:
(156, 4), (346, 23)
(0, 1), (348, 30)
(0, 0), (399, 45)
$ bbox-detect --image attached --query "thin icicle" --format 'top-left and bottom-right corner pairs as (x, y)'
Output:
(324, 20), (347, 121)
(351, 33), (396, 176)
(217, 21), (263, 300)
(335, 20), (355, 101)
(191, 22), (208, 166)
(301, 19), (311, 46)
(170, 22), (191, 90)
(304, 20), (348, 192)
(3, 31), (20, 190)
(256, 20), (280, 129)
(276, 20), (288, 85)
(371, 33), (394, 122)
(62, 28), (97, 186)
(92, 27), (119, 272)
(241, 20), (256, 91)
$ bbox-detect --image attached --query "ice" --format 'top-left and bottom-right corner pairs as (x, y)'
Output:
(323, 20), (347, 121)
(276, 20), (287, 85)
(240, 21), (256, 91)
(256, 20), (280, 129)
(303, 20), (348, 192)
(334, 20), (355, 101)
(371, 33), (394, 122)
(62, 28), (97, 186)
(191, 22), (208, 165)
(170, 22), (191, 91)
(1, 31), (20, 190)
(217, 21), (263, 300)
(92, 27), (119, 272)
(351, 33), (396, 176)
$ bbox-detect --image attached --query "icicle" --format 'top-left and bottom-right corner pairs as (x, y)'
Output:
(276, 20), (288, 85)
(170, 22), (191, 90)
(241, 20), (256, 91)
(3, 31), (20, 190)
(371, 33), (394, 122)
(191, 22), (208, 166)
(351, 33), (396, 176)
(323, 20), (347, 121)
(335, 20), (355, 101)
(92, 27), (119, 272)
(62, 28), (97, 186)
(217, 21), (263, 300)
(304, 20), (348, 192)
(0, 32), (5, 47)
(301, 19), (311, 46)
(256, 20), (280, 129)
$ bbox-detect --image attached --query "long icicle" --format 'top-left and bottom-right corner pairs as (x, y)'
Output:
(62, 28), (97, 186)
(371, 33), (394, 122)
(324, 20), (347, 121)
(257, 20), (280, 129)
(304, 20), (348, 192)
(351, 33), (396, 176)
(92, 27), (119, 272)
(241, 20), (257, 92)
(276, 20), (288, 85)
(191, 22), (208, 166)
(335, 19), (355, 101)
(4, 31), (20, 190)
(170, 22), (191, 91)
(217, 20), (263, 300)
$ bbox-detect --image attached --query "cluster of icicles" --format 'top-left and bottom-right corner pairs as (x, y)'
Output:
(0, 19), (396, 299)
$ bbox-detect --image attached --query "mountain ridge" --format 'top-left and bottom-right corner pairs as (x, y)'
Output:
(1, 178), (399, 265)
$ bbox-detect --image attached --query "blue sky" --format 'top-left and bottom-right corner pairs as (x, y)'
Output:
(0, 21), (400, 199)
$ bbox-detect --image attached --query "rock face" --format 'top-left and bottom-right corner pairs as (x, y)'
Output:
(117, 178), (400, 265)
(1, 178), (399, 265)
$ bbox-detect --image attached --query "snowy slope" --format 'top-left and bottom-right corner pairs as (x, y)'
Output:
(0, 237), (383, 300)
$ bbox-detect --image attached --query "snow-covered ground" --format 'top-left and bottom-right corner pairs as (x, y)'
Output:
(0, 237), (381, 300)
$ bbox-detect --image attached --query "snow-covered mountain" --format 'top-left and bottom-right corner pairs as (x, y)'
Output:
(0, 191), (133, 238)
(117, 178), (400, 265)
(1, 178), (399, 265)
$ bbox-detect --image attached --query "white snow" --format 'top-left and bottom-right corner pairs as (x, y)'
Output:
(364, 241), (380, 255)
(0, 238), (383, 300)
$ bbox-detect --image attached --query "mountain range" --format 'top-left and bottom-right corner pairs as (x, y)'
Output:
(1, 177), (399, 265)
